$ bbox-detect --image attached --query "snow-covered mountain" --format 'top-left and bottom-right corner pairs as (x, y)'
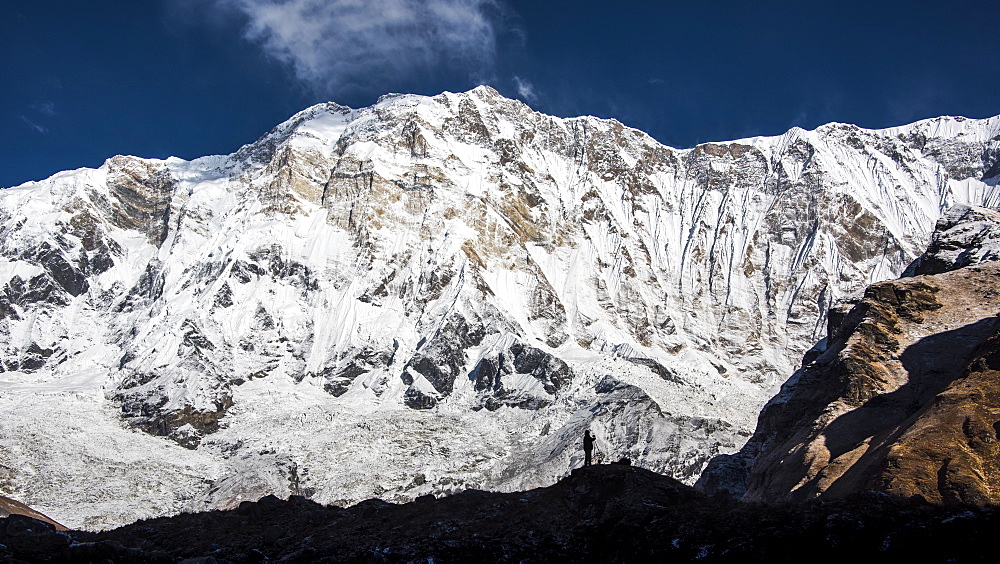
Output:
(1, 86), (997, 530)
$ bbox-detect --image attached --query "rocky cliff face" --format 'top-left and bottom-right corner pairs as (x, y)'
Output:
(903, 205), (1000, 276)
(1, 86), (998, 529)
(699, 205), (1000, 503)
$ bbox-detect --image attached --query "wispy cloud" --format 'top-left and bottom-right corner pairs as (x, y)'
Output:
(212, 0), (503, 96)
(513, 75), (536, 102)
(19, 101), (56, 134)
(789, 109), (809, 129)
(30, 101), (56, 116)
(19, 115), (48, 134)
(887, 79), (951, 125)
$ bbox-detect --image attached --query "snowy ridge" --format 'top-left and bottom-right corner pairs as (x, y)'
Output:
(1, 86), (998, 529)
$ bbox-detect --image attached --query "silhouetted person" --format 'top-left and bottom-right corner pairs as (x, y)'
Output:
(583, 430), (595, 466)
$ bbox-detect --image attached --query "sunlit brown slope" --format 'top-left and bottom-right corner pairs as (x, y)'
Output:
(0, 495), (67, 531)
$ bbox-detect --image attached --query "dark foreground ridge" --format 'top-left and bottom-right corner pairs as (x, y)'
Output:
(4, 464), (1000, 562)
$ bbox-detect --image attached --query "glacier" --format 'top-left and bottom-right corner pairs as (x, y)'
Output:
(0, 85), (997, 530)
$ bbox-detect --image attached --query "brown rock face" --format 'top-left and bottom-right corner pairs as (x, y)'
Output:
(700, 261), (1000, 504)
(0, 495), (68, 531)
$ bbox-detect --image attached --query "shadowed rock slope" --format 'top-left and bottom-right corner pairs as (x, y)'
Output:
(699, 205), (1000, 503)
(4, 464), (1000, 563)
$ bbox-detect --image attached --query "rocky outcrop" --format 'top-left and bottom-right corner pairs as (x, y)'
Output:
(699, 206), (1000, 503)
(468, 338), (572, 411)
(100, 156), (176, 246)
(902, 205), (1000, 276)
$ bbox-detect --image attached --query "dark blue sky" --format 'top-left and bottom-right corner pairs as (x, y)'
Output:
(3, 0), (998, 188)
